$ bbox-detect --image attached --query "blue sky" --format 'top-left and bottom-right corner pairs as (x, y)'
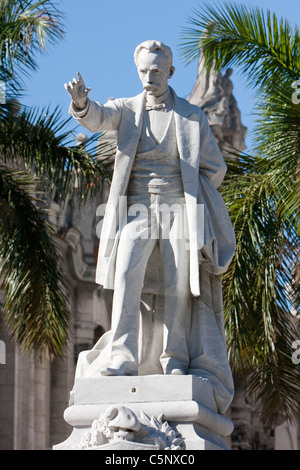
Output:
(21, 0), (300, 151)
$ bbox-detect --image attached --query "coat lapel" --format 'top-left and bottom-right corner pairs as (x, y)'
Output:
(172, 87), (200, 196)
(99, 91), (145, 258)
(110, 91), (145, 198)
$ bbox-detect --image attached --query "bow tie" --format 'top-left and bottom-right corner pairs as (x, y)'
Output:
(145, 103), (167, 111)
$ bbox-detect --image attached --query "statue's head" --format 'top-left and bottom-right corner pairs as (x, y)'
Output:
(134, 40), (175, 97)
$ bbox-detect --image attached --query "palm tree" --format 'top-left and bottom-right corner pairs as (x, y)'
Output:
(180, 2), (300, 424)
(0, 1), (112, 357)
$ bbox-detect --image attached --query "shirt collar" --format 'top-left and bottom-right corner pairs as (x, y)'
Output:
(145, 87), (173, 111)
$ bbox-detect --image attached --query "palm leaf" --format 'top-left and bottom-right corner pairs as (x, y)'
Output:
(0, 1), (114, 358)
(180, 2), (300, 92)
(222, 154), (300, 423)
(253, 82), (300, 228)
(0, 103), (114, 202)
(180, 2), (300, 424)
(0, 164), (70, 357)
(0, 0), (64, 91)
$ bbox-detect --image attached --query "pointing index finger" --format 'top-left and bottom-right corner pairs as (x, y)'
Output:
(77, 72), (83, 82)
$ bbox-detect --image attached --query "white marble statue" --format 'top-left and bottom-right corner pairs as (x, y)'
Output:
(65, 40), (235, 414)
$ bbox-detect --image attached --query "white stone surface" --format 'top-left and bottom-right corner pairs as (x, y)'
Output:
(73, 375), (216, 409)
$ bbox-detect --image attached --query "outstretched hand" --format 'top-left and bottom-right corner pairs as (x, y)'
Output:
(64, 72), (91, 110)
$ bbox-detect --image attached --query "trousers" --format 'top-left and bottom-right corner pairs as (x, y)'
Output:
(104, 190), (191, 375)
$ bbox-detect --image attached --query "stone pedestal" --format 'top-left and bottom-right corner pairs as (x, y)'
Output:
(53, 375), (233, 450)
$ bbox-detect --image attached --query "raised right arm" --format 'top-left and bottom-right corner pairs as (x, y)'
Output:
(65, 72), (122, 133)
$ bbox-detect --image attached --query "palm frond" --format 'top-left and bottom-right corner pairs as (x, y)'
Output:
(0, 0), (64, 89)
(0, 103), (114, 202)
(0, 164), (70, 357)
(179, 2), (300, 92)
(0, 1), (115, 360)
(180, 2), (300, 423)
(253, 83), (300, 228)
(221, 154), (300, 423)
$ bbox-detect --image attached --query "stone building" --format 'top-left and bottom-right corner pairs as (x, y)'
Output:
(0, 63), (299, 450)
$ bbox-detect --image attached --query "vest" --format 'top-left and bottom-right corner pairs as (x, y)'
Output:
(128, 109), (183, 195)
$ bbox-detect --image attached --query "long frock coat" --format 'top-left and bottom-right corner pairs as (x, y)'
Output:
(70, 87), (235, 297)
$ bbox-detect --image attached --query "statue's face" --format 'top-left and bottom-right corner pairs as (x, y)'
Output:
(137, 49), (174, 97)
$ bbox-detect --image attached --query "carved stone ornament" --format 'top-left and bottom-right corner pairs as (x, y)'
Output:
(74, 406), (185, 450)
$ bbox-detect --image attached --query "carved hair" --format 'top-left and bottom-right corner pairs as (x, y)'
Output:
(134, 40), (173, 67)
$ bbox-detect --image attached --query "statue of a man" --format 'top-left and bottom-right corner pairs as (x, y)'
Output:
(65, 41), (235, 405)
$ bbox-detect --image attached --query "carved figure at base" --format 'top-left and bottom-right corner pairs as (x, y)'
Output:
(75, 406), (184, 451)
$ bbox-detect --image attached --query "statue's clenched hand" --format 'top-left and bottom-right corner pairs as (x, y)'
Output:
(64, 72), (91, 110)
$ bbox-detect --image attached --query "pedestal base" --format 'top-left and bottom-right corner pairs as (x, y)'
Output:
(53, 375), (233, 450)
